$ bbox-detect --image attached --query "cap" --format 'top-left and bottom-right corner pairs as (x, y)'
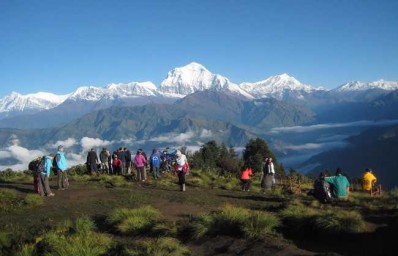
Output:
(57, 145), (64, 150)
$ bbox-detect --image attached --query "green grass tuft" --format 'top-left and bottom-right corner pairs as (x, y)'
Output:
(107, 206), (160, 234)
(24, 194), (44, 207)
(313, 210), (366, 234)
(126, 237), (191, 256)
(180, 205), (280, 240)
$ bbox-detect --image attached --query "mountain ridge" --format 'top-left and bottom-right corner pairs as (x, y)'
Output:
(2, 62), (397, 121)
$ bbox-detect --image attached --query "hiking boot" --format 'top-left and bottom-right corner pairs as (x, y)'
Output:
(47, 193), (55, 197)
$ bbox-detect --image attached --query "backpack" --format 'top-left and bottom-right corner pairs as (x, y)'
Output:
(151, 155), (160, 166)
(52, 153), (60, 174)
(28, 156), (45, 174)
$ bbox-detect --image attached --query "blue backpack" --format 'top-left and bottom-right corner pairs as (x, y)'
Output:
(151, 155), (160, 167)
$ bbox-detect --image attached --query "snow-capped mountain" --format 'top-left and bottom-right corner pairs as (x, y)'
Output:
(334, 80), (398, 92)
(1, 62), (397, 123)
(239, 73), (325, 100)
(159, 62), (253, 98)
(68, 81), (158, 101)
(0, 91), (69, 118)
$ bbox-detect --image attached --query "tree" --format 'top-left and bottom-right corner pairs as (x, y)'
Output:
(242, 137), (280, 173)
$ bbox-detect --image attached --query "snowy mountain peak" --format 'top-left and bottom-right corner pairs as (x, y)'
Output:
(69, 81), (159, 101)
(335, 80), (398, 92)
(0, 91), (69, 114)
(159, 62), (252, 98)
(239, 73), (322, 100)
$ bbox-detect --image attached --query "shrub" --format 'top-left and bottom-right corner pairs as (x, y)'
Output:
(279, 199), (321, 234)
(99, 175), (128, 187)
(313, 210), (366, 234)
(179, 205), (280, 240)
(0, 170), (32, 183)
(24, 194), (44, 207)
(125, 237), (191, 256)
(107, 206), (160, 234)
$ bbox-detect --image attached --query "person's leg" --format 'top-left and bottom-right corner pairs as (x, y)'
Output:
(38, 174), (45, 196)
(57, 170), (63, 189)
(63, 171), (69, 189)
(44, 176), (54, 196)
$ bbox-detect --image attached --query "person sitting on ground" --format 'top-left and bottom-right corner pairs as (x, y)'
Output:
(324, 168), (350, 200)
(313, 171), (332, 202)
(240, 165), (253, 192)
(362, 168), (377, 192)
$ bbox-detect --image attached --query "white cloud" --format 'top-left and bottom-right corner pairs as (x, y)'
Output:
(270, 119), (398, 134)
(282, 143), (323, 151)
(200, 129), (213, 138)
(50, 138), (77, 149)
(0, 144), (47, 171)
(149, 131), (195, 144)
(80, 137), (113, 152)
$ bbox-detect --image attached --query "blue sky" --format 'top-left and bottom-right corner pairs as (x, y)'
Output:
(0, 0), (397, 97)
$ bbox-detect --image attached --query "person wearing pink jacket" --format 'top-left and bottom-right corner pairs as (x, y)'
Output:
(134, 150), (147, 182)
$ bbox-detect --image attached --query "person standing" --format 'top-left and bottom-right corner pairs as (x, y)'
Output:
(87, 148), (99, 175)
(324, 168), (350, 200)
(240, 165), (253, 191)
(149, 149), (161, 179)
(174, 150), (189, 191)
(124, 148), (132, 175)
(134, 150), (147, 182)
(38, 154), (55, 196)
(100, 148), (109, 174)
(54, 145), (68, 190)
(260, 157), (275, 191)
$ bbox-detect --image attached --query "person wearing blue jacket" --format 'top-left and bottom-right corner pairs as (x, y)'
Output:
(54, 145), (69, 190)
(149, 149), (161, 179)
(38, 154), (55, 196)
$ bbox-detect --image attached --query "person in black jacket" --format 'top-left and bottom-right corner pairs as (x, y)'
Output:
(87, 148), (99, 175)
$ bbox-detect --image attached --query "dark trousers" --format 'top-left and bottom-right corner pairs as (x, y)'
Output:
(57, 170), (68, 189)
(177, 171), (186, 185)
(38, 174), (53, 196)
(240, 179), (251, 191)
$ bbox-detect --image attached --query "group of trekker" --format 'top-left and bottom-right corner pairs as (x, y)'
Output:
(32, 145), (69, 197)
(239, 155), (379, 202)
(31, 146), (190, 196)
(239, 157), (276, 192)
(312, 168), (378, 202)
(31, 145), (379, 198)
(86, 147), (179, 179)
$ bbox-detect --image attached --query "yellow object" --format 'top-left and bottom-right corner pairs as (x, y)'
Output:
(363, 172), (377, 191)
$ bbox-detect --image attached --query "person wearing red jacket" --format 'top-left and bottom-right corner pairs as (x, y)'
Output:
(240, 166), (253, 191)
(112, 154), (123, 175)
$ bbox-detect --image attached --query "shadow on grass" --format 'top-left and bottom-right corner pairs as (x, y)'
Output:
(218, 194), (286, 203)
(0, 183), (35, 194)
(287, 225), (398, 256)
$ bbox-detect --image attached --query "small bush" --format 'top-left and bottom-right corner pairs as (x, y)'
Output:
(125, 237), (191, 256)
(96, 175), (129, 187)
(73, 217), (96, 235)
(313, 210), (366, 234)
(180, 205), (280, 240)
(0, 170), (32, 183)
(107, 206), (160, 234)
(280, 199), (321, 234)
(24, 194), (44, 207)
(41, 218), (112, 256)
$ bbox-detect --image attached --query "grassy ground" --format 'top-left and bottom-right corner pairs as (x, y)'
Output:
(1, 171), (397, 256)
